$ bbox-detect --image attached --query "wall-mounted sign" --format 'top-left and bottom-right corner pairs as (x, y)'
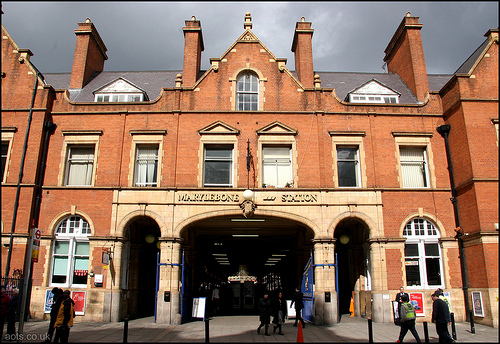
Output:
(472, 291), (484, 317)
(71, 291), (86, 315)
(409, 292), (425, 316)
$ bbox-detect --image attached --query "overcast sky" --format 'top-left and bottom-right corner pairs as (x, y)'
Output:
(1, 2), (498, 75)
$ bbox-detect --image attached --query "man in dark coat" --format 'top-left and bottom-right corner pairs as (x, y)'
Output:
(45, 288), (63, 343)
(257, 292), (271, 336)
(272, 291), (287, 335)
(290, 287), (305, 328)
(431, 293), (454, 343)
(395, 286), (409, 304)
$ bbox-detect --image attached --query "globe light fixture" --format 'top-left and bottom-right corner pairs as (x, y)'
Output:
(243, 189), (254, 201)
(145, 234), (156, 244)
(339, 234), (350, 244)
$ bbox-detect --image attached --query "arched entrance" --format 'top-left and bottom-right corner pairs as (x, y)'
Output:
(180, 214), (315, 317)
(334, 218), (371, 319)
(123, 216), (161, 319)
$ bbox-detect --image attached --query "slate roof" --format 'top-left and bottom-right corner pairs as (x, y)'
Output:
(43, 70), (453, 105)
(454, 38), (489, 75)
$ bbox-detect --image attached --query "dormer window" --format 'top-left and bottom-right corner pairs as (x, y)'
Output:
(93, 78), (148, 103)
(347, 80), (400, 104)
(95, 93), (144, 102)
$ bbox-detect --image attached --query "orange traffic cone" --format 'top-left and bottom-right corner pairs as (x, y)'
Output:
(349, 297), (354, 317)
(297, 323), (304, 343)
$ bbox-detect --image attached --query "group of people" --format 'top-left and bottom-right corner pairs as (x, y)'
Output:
(257, 287), (305, 336)
(45, 288), (75, 343)
(396, 286), (454, 343)
(1, 286), (18, 341)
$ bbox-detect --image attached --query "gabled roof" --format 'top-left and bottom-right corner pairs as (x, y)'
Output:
(93, 77), (148, 95)
(454, 38), (490, 75)
(347, 79), (401, 97)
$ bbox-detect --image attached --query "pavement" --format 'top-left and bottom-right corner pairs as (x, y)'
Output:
(3, 315), (499, 343)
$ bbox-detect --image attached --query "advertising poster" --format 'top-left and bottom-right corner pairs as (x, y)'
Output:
(44, 289), (54, 313)
(472, 291), (484, 317)
(409, 292), (425, 316)
(71, 291), (86, 315)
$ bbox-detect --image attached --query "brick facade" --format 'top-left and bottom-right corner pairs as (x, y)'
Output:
(1, 13), (498, 327)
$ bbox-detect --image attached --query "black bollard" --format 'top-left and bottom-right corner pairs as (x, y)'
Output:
(205, 318), (210, 343)
(423, 321), (429, 344)
(123, 317), (128, 343)
(450, 312), (457, 340)
(368, 318), (373, 343)
(469, 310), (475, 334)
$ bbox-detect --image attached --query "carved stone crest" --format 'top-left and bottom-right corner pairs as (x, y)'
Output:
(240, 200), (257, 218)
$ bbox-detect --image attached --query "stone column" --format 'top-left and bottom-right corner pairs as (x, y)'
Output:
(312, 239), (337, 325)
(156, 238), (183, 324)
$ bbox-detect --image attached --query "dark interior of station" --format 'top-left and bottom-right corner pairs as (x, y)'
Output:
(181, 215), (314, 316)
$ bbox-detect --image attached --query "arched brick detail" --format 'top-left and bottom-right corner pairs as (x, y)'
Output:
(328, 211), (377, 239)
(48, 210), (96, 236)
(117, 209), (168, 238)
(399, 212), (446, 237)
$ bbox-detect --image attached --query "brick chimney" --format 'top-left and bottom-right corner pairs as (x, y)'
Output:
(383, 13), (429, 102)
(70, 18), (108, 89)
(292, 17), (314, 88)
(182, 16), (204, 88)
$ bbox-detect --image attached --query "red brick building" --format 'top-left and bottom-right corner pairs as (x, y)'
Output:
(1, 12), (498, 327)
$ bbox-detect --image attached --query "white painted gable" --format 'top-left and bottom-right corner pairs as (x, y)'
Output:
(97, 79), (143, 93)
(351, 80), (398, 95)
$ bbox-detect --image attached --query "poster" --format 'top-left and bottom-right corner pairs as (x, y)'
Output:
(409, 292), (425, 316)
(472, 291), (484, 317)
(192, 297), (206, 320)
(44, 289), (55, 313)
(392, 301), (400, 325)
(71, 291), (86, 316)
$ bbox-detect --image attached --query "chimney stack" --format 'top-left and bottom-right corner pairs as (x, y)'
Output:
(182, 16), (204, 88)
(383, 13), (429, 101)
(292, 17), (314, 88)
(70, 18), (108, 89)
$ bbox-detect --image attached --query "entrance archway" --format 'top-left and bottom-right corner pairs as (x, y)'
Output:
(334, 218), (371, 319)
(124, 216), (161, 319)
(180, 214), (314, 317)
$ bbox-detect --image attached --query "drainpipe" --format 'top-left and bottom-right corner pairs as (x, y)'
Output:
(4, 71), (40, 279)
(436, 124), (471, 322)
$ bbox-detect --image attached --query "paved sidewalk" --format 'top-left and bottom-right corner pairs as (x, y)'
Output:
(4, 315), (498, 342)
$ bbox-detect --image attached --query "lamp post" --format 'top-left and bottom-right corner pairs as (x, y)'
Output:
(437, 124), (471, 322)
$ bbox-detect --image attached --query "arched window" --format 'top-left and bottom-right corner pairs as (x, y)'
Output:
(236, 73), (259, 111)
(51, 216), (91, 287)
(403, 217), (444, 289)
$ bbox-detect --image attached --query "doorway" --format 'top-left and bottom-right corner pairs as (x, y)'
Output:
(124, 216), (161, 319)
(334, 218), (370, 318)
(180, 215), (314, 317)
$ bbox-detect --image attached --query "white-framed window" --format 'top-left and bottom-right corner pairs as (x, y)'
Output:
(262, 146), (292, 188)
(94, 93), (144, 102)
(350, 94), (399, 104)
(64, 145), (95, 186)
(404, 217), (444, 289)
(203, 145), (234, 187)
(237, 73), (259, 111)
(400, 147), (429, 188)
(336, 146), (361, 187)
(51, 216), (91, 287)
(134, 145), (159, 187)
(1, 141), (10, 182)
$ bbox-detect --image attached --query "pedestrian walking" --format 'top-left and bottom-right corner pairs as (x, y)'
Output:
(431, 292), (454, 343)
(1, 286), (11, 340)
(257, 292), (271, 336)
(290, 287), (305, 328)
(272, 291), (287, 335)
(397, 294), (421, 343)
(53, 290), (75, 344)
(6, 289), (19, 339)
(45, 288), (63, 343)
